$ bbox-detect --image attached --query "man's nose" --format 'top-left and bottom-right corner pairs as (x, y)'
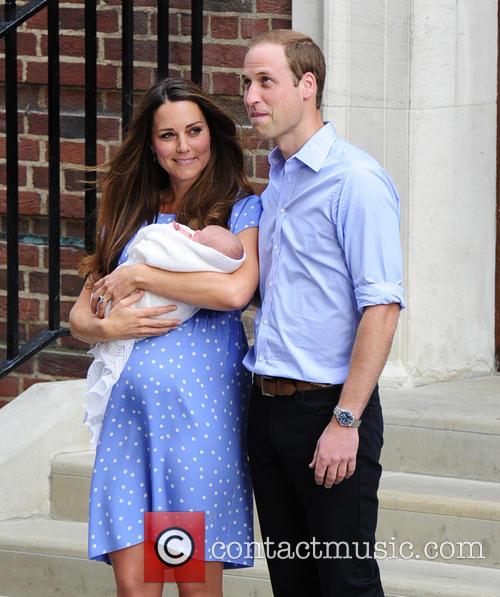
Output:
(244, 83), (259, 106)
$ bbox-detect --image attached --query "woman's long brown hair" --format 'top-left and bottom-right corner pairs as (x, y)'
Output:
(79, 77), (254, 280)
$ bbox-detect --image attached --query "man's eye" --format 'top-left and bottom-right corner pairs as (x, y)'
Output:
(242, 78), (251, 88)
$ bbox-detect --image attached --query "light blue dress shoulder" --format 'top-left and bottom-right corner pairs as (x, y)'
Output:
(88, 194), (262, 568)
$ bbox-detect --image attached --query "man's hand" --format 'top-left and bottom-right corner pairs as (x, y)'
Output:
(307, 303), (400, 489)
(309, 421), (359, 488)
(91, 264), (143, 317)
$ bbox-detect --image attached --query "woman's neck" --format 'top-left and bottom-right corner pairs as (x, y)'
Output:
(160, 188), (184, 214)
(160, 180), (193, 213)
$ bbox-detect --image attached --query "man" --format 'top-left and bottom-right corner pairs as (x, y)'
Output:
(242, 30), (405, 596)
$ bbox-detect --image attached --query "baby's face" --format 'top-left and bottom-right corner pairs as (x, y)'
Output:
(173, 222), (242, 258)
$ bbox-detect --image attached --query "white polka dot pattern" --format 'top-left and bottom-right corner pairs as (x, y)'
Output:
(88, 195), (262, 569)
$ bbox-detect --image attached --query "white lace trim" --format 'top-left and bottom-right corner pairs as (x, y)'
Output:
(83, 339), (134, 449)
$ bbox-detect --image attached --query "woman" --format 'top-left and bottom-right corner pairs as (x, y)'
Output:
(69, 77), (261, 597)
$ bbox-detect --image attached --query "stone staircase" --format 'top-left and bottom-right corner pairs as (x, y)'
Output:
(0, 376), (499, 596)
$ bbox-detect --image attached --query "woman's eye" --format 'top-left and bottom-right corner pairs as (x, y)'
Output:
(190, 127), (202, 135)
(161, 132), (174, 139)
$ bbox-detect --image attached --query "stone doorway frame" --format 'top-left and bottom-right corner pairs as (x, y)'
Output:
(496, 3), (500, 371)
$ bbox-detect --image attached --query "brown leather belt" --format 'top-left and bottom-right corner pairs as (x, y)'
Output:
(254, 374), (334, 397)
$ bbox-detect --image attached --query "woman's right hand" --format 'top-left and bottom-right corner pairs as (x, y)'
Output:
(104, 290), (181, 340)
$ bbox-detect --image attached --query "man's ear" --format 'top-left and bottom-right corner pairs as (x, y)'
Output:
(300, 72), (317, 103)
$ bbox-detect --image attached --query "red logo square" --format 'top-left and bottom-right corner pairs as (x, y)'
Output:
(144, 512), (206, 583)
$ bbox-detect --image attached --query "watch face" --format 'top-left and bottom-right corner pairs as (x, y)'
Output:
(337, 409), (354, 426)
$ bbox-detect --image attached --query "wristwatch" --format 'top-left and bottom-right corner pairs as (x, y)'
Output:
(333, 405), (361, 428)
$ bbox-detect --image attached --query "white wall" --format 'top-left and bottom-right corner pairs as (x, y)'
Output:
(295, 0), (498, 386)
(0, 380), (90, 520)
(292, 0), (323, 47)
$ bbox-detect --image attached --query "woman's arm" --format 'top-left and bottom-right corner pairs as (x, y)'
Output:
(91, 228), (259, 317)
(69, 282), (108, 343)
(69, 281), (180, 344)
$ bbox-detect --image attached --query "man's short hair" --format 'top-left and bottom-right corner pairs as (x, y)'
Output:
(249, 30), (326, 109)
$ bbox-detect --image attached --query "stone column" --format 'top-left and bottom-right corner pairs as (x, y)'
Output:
(295, 0), (498, 386)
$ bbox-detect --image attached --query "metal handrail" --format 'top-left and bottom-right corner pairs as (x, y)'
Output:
(0, 0), (48, 37)
(0, 1), (205, 378)
(1, 0), (65, 377)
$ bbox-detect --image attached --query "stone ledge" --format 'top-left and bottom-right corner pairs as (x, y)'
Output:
(380, 471), (500, 522)
(1, 518), (500, 597)
(382, 376), (500, 434)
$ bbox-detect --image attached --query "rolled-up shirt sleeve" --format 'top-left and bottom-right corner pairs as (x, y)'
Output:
(335, 166), (406, 312)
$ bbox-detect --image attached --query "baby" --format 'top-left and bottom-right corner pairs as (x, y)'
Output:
(172, 221), (244, 259)
(84, 221), (245, 448)
(128, 222), (244, 317)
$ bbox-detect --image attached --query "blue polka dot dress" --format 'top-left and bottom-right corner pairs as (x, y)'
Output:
(88, 195), (262, 569)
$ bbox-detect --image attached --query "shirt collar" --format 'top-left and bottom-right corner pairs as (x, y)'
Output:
(267, 122), (338, 173)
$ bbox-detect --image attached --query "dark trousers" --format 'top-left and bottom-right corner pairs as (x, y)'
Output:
(248, 383), (385, 597)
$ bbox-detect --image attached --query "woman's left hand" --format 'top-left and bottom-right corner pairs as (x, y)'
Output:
(91, 264), (141, 318)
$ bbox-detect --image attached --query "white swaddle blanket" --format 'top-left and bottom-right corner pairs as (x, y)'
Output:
(84, 222), (245, 448)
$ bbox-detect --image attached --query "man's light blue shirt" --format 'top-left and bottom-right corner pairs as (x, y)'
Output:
(243, 122), (406, 384)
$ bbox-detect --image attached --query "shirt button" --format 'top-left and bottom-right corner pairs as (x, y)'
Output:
(279, 208), (285, 214)
(274, 244), (279, 251)
(258, 356), (264, 361)
(264, 319), (269, 325)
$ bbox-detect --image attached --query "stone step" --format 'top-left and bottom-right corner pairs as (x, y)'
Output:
(50, 449), (266, 550)
(381, 376), (500, 481)
(50, 450), (94, 523)
(50, 377), (500, 522)
(377, 471), (500, 568)
(51, 451), (500, 567)
(379, 558), (500, 597)
(0, 518), (115, 597)
(1, 518), (500, 597)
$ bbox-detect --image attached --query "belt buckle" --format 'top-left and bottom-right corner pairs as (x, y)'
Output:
(260, 376), (276, 397)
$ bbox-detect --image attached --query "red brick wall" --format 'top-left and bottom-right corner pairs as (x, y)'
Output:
(0, 0), (292, 404)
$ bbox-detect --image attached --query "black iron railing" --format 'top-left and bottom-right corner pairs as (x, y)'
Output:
(0, 0), (204, 378)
